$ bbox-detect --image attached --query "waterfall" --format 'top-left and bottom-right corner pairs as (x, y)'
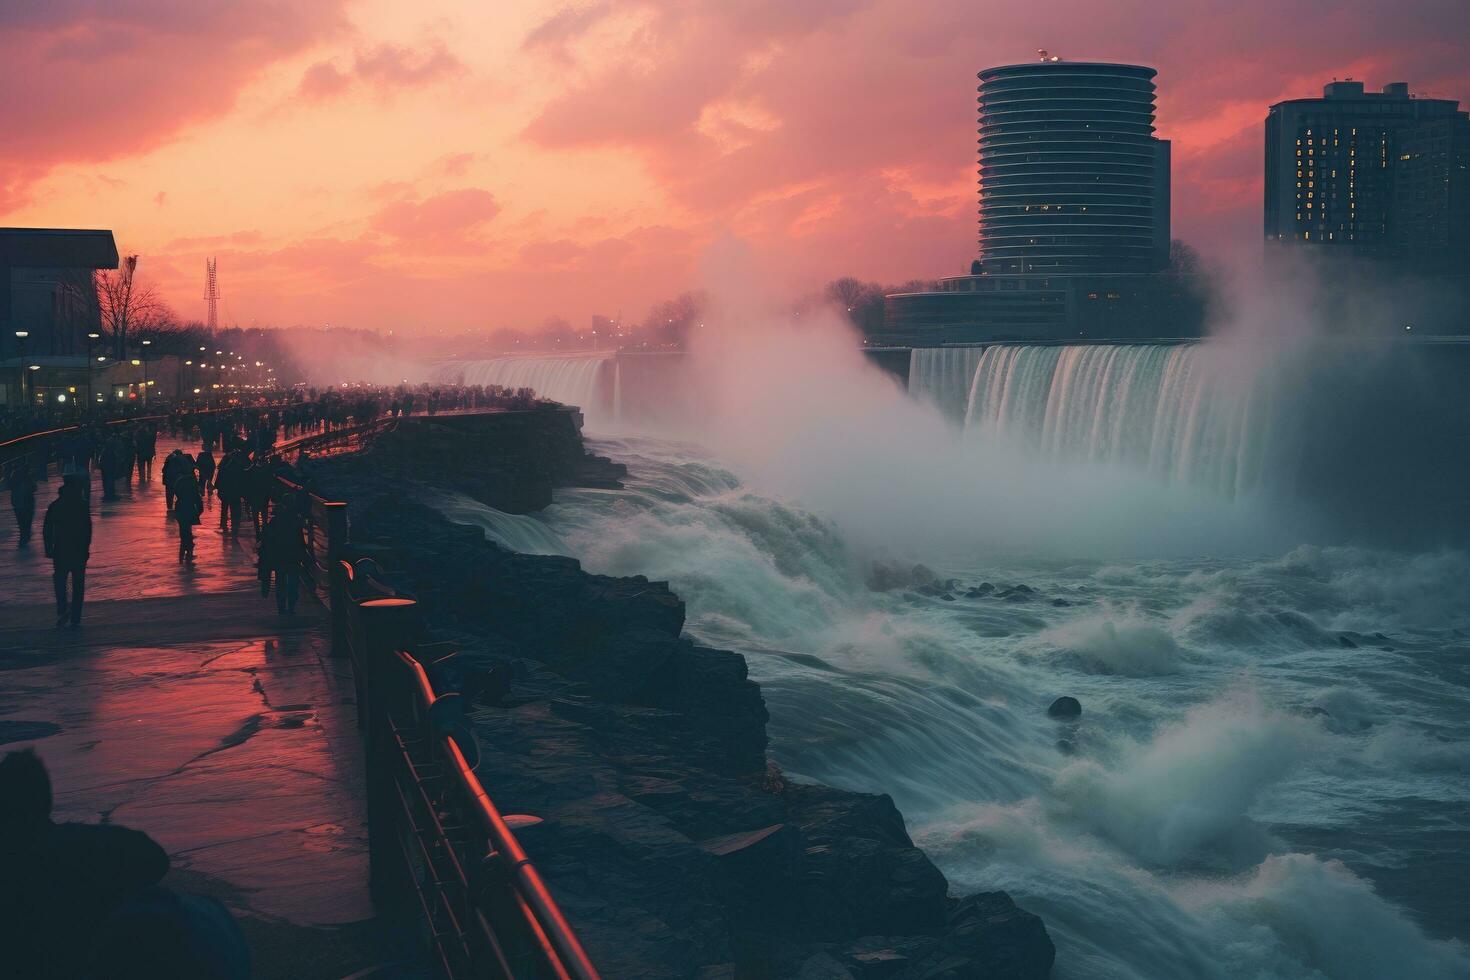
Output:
(908, 347), (987, 422)
(962, 343), (1275, 497)
(444, 354), (612, 415)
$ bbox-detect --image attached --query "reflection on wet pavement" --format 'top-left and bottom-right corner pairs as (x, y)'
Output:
(0, 436), (395, 977)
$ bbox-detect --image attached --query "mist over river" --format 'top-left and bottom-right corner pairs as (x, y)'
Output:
(434, 321), (1470, 978)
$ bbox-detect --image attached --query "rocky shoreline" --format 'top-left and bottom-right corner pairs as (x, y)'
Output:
(313, 408), (1054, 979)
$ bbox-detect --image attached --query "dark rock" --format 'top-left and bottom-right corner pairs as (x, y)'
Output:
(1050, 598), (1072, 607)
(1047, 696), (1082, 719)
(313, 408), (1053, 980)
(867, 561), (911, 592)
(1339, 634), (1359, 648)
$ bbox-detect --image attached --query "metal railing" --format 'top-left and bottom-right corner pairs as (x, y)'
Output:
(277, 413), (597, 979)
(339, 561), (600, 980)
(263, 417), (395, 606)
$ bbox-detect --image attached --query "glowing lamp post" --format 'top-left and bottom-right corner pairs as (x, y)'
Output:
(140, 339), (152, 405)
(86, 332), (101, 414)
(13, 330), (30, 404)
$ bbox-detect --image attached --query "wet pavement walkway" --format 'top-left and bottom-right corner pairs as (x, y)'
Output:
(0, 436), (412, 978)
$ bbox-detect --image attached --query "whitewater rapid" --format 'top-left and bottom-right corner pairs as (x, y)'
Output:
(432, 434), (1470, 980)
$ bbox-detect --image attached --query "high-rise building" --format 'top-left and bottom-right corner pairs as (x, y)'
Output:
(1264, 80), (1470, 271)
(977, 60), (1172, 274)
(878, 57), (1200, 346)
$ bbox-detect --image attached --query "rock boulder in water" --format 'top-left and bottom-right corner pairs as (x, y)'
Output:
(1047, 696), (1082, 719)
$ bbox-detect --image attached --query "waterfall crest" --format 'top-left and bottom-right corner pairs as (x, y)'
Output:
(443, 354), (612, 413)
(903, 343), (1275, 497)
(907, 347), (987, 422)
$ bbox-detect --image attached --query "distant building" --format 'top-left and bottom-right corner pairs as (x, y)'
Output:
(976, 60), (1171, 274)
(880, 59), (1201, 345)
(1264, 80), (1470, 272)
(1, 228), (119, 408)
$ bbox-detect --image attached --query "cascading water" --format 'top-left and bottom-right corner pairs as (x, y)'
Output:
(445, 353), (613, 417)
(900, 343), (1280, 498)
(963, 343), (1275, 498)
(425, 311), (1470, 976)
(907, 346), (987, 422)
(433, 433), (1470, 980)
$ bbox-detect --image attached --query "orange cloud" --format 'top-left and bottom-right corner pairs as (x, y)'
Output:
(3, 0), (1468, 331)
(297, 42), (465, 101)
(370, 189), (502, 242)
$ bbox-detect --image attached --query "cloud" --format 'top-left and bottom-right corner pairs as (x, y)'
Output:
(370, 188), (502, 242)
(522, 2), (614, 55)
(434, 152), (478, 177)
(296, 42), (465, 101)
(0, 1), (348, 205)
(521, 0), (1470, 260)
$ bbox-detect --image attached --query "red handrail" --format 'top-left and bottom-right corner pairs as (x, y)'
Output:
(394, 651), (600, 980)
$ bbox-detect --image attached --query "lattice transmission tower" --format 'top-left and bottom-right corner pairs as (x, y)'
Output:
(205, 257), (219, 334)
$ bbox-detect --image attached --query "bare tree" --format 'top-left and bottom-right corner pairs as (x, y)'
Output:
(96, 254), (171, 360)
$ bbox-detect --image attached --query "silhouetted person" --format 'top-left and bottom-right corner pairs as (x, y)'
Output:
(0, 749), (249, 980)
(245, 461), (273, 535)
(257, 505), (309, 614)
(8, 460), (37, 547)
(43, 477), (91, 628)
(174, 475), (203, 563)
(99, 434), (124, 500)
(136, 425), (157, 482)
(0, 748), (166, 978)
(214, 450), (245, 536)
(161, 449), (186, 510)
(195, 447), (216, 498)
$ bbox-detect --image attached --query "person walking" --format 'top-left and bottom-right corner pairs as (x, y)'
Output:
(174, 474), (203, 563)
(161, 450), (184, 510)
(42, 477), (91, 628)
(195, 447), (216, 499)
(99, 434), (122, 501)
(136, 424), (157, 482)
(256, 504), (308, 614)
(245, 461), (273, 536)
(214, 450), (245, 536)
(7, 461), (37, 547)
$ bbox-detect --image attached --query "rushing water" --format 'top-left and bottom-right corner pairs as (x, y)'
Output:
(440, 353), (613, 411)
(915, 343), (1275, 497)
(434, 344), (1470, 978)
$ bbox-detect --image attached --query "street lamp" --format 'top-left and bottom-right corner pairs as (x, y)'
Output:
(14, 331), (30, 406)
(86, 332), (100, 415)
(139, 339), (152, 405)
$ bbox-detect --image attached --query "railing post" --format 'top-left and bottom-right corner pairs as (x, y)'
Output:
(324, 502), (347, 560)
(356, 596), (421, 904)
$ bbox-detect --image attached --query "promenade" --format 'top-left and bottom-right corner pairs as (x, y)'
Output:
(0, 436), (413, 978)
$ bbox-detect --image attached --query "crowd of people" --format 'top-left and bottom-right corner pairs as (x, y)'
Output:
(0, 380), (543, 444)
(5, 382), (546, 629)
(0, 381), (558, 976)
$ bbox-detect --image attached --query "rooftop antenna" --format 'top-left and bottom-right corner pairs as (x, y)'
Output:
(205, 257), (219, 334)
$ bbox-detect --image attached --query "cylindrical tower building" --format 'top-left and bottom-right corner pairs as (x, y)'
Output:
(977, 60), (1170, 274)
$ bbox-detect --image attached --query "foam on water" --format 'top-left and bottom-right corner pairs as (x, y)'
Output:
(426, 433), (1470, 978)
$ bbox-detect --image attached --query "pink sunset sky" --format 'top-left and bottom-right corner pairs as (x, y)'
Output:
(2, 0), (1467, 333)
